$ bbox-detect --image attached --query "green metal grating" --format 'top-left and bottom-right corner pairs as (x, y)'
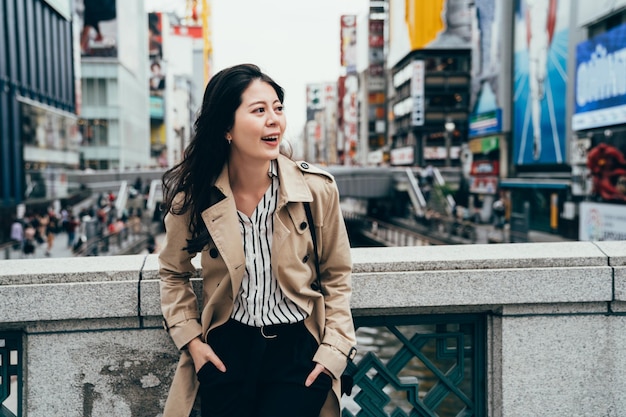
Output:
(0, 332), (22, 417)
(342, 314), (486, 417)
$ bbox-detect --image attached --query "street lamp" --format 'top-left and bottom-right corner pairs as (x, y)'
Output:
(444, 117), (455, 167)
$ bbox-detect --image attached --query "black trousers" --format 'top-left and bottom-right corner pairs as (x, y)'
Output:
(197, 319), (332, 417)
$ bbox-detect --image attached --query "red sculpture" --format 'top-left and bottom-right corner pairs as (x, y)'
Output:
(587, 143), (626, 202)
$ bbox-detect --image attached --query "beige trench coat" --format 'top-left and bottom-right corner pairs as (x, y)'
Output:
(159, 154), (356, 417)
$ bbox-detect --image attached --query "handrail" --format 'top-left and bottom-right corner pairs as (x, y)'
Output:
(72, 226), (153, 257)
(432, 167), (456, 216)
(1, 242), (624, 416)
(404, 167), (427, 218)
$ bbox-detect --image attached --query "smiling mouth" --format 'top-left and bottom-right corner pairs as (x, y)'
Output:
(261, 136), (279, 142)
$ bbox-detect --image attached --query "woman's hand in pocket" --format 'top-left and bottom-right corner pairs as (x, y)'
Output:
(187, 337), (226, 374)
(305, 363), (332, 387)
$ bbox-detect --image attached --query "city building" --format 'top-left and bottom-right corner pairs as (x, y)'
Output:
(381, 0), (626, 241)
(498, 0), (576, 237)
(148, 0), (211, 168)
(305, 82), (339, 164)
(362, 1), (389, 167)
(501, 0), (626, 240)
(76, 0), (150, 170)
(571, 1), (626, 241)
(0, 0), (77, 241)
(387, 0), (472, 171)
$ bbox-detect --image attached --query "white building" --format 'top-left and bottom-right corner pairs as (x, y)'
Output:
(77, 0), (150, 170)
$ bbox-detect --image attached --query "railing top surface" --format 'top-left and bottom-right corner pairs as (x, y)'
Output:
(1, 241), (623, 285)
(351, 240), (626, 272)
(1, 241), (623, 323)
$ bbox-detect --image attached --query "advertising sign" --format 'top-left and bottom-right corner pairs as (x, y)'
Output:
(469, 109), (502, 137)
(150, 96), (164, 119)
(470, 0), (503, 137)
(342, 75), (359, 146)
(468, 136), (500, 154)
(469, 176), (498, 194)
(19, 98), (79, 152)
(573, 23), (626, 131)
(391, 146), (414, 166)
(513, 0), (570, 166)
(307, 84), (324, 112)
(75, 0), (117, 57)
(424, 146), (461, 160)
(368, 17), (385, 93)
(44, 0), (72, 19)
(410, 60), (425, 127)
(148, 13), (166, 98)
(470, 160), (499, 176)
(306, 83), (336, 114)
(389, 0), (478, 67)
(579, 201), (626, 241)
(340, 15), (357, 74)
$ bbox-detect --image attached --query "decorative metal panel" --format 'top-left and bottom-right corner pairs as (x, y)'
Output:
(0, 332), (23, 417)
(343, 314), (485, 417)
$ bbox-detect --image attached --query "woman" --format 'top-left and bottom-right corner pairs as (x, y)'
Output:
(159, 63), (355, 417)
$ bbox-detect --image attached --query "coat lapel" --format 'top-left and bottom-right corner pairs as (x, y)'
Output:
(201, 164), (246, 301)
(276, 154), (313, 205)
(273, 155), (313, 253)
(198, 156), (315, 301)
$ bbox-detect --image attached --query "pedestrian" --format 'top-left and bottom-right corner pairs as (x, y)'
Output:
(37, 211), (49, 245)
(45, 217), (57, 256)
(10, 216), (24, 251)
(158, 63), (356, 417)
(23, 223), (36, 257)
(65, 215), (79, 248)
(492, 197), (505, 230)
(146, 234), (156, 254)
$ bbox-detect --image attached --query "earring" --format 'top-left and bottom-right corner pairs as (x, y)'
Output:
(226, 135), (232, 145)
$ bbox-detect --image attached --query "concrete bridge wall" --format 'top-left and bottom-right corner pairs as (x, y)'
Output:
(1, 241), (625, 416)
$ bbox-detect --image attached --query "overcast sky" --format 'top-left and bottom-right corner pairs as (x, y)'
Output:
(146, 0), (369, 143)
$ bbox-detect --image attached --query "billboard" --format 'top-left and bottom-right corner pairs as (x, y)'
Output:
(513, 0), (570, 166)
(19, 98), (80, 152)
(579, 201), (626, 241)
(410, 60), (425, 127)
(389, 0), (480, 67)
(368, 18), (385, 92)
(469, 0), (503, 137)
(75, 0), (117, 57)
(341, 15), (357, 74)
(44, 0), (72, 19)
(148, 13), (166, 97)
(306, 83), (336, 118)
(573, 22), (626, 131)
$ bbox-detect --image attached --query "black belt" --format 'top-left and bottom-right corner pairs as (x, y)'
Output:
(232, 319), (305, 339)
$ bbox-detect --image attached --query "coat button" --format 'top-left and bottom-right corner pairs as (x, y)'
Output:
(209, 248), (219, 258)
(311, 281), (320, 291)
(302, 254), (310, 263)
(300, 221), (307, 230)
(300, 162), (309, 169)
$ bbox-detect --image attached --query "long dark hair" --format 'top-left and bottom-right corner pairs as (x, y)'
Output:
(161, 63), (285, 251)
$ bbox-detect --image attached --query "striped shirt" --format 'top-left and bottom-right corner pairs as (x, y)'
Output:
(230, 160), (308, 326)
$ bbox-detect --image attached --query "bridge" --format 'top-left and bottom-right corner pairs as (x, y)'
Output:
(62, 164), (479, 249)
(1, 241), (625, 416)
(66, 165), (428, 198)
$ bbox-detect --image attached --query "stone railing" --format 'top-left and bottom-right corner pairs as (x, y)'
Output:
(0, 241), (625, 417)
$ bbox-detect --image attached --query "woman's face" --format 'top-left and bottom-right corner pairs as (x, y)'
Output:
(228, 79), (286, 164)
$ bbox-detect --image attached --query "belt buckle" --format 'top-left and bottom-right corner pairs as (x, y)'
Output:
(260, 326), (278, 339)
(348, 346), (357, 360)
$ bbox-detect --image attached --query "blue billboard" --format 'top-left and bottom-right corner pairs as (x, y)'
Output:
(573, 23), (626, 131)
(513, 0), (570, 166)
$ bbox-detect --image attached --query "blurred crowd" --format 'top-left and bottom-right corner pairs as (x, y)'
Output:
(9, 180), (150, 258)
